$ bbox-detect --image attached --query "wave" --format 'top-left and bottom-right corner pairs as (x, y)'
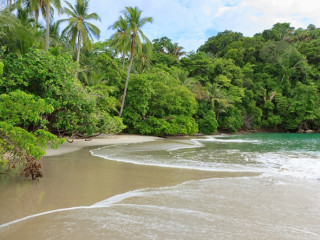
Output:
(90, 135), (320, 181)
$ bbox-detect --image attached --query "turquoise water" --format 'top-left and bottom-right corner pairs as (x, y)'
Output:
(92, 133), (320, 180)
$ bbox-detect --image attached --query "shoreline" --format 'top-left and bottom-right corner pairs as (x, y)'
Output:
(45, 134), (161, 157)
(1, 134), (260, 226)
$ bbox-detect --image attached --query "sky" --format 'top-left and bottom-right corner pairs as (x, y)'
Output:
(2, 0), (320, 52)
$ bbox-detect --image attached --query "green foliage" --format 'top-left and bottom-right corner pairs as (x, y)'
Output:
(195, 23), (320, 132)
(59, 0), (100, 61)
(0, 90), (64, 178)
(0, 9), (44, 56)
(0, 90), (53, 127)
(1, 48), (124, 136)
(198, 30), (243, 57)
(2, 0), (320, 162)
(197, 110), (218, 134)
(123, 69), (198, 135)
(0, 61), (3, 76)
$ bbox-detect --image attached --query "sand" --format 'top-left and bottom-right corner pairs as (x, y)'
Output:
(45, 134), (161, 156)
(0, 134), (257, 226)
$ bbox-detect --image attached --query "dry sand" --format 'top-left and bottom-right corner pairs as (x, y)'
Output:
(45, 134), (161, 157)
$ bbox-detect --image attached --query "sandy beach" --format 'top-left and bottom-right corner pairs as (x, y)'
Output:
(1, 134), (254, 226)
(1, 134), (319, 240)
(45, 134), (161, 157)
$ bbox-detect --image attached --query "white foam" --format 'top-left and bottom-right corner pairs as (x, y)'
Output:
(198, 136), (262, 143)
(0, 206), (91, 229)
(90, 150), (262, 174)
(167, 139), (204, 151)
(255, 152), (320, 180)
(90, 135), (320, 181)
(0, 187), (152, 229)
(92, 188), (151, 207)
(0, 180), (214, 229)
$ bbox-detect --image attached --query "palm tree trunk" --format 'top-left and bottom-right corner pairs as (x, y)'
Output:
(119, 54), (133, 117)
(119, 36), (135, 117)
(122, 52), (126, 70)
(35, 9), (39, 23)
(9, 0), (12, 15)
(45, 4), (50, 50)
(76, 30), (82, 62)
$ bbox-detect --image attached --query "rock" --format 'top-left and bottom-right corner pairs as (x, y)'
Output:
(305, 129), (315, 133)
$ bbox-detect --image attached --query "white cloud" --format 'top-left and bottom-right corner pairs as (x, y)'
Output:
(88, 0), (320, 52)
(214, 0), (320, 36)
(2, 0), (320, 52)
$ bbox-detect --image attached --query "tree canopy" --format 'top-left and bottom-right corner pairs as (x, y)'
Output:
(1, 2), (320, 179)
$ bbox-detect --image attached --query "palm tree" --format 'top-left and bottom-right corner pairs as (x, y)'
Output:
(165, 42), (186, 59)
(43, 0), (61, 50)
(59, 0), (100, 62)
(109, 15), (130, 70)
(20, 0), (62, 49)
(112, 6), (152, 117)
(0, 8), (44, 56)
(171, 69), (196, 88)
(205, 82), (233, 121)
(134, 42), (153, 73)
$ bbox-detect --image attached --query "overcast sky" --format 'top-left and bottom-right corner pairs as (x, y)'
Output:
(3, 0), (320, 52)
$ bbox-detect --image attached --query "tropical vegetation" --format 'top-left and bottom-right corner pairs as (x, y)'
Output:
(1, 1), (320, 179)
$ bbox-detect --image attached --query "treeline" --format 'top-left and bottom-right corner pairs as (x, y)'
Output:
(1, 1), (320, 178)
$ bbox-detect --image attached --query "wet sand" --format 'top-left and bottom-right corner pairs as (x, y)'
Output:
(0, 135), (319, 240)
(0, 136), (257, 225)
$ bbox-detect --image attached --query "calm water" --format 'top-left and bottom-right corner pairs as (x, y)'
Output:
(0, 133), (320, 239)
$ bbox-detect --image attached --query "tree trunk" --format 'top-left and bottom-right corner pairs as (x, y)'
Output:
(119, 35), (135, 117)
(9, 0), (12, 15)
(122, 52), (126, 70)
(76, 30), (82, 62)
(45, 4), (50, 50)
(35, 9), (39, 23)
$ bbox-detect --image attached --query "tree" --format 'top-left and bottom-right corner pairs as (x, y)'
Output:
(43, 0), (61, 50)
(152, 36), (172, 53)
(198, 30), (243, 57)
(60, 0), (100, 62)
(1, 48), (124, 137)
(109, 16), (130, 70)
(122, 69), (198, 136)
(18, 0), (44, 23)
(165, 42), (186, 59)
(0, 8), (44, 56)
(111, 6), (152, 117)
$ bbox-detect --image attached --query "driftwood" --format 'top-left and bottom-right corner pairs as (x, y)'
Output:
(65, 132), (103, 143)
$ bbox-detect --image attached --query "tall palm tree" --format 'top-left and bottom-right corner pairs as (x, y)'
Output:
(20, 0), (62, 49)
(0, 8), (44, 56)
(59, 0), (100, 62)
(43, 0), (61, 50)
(112, 6), (152, 117)
(109, 15), (130, 70)
(19, 0), (45, 23)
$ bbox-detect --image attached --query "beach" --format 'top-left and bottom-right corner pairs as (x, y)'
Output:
(44, 134), (162, 156)
(0, 134), (319, 240)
